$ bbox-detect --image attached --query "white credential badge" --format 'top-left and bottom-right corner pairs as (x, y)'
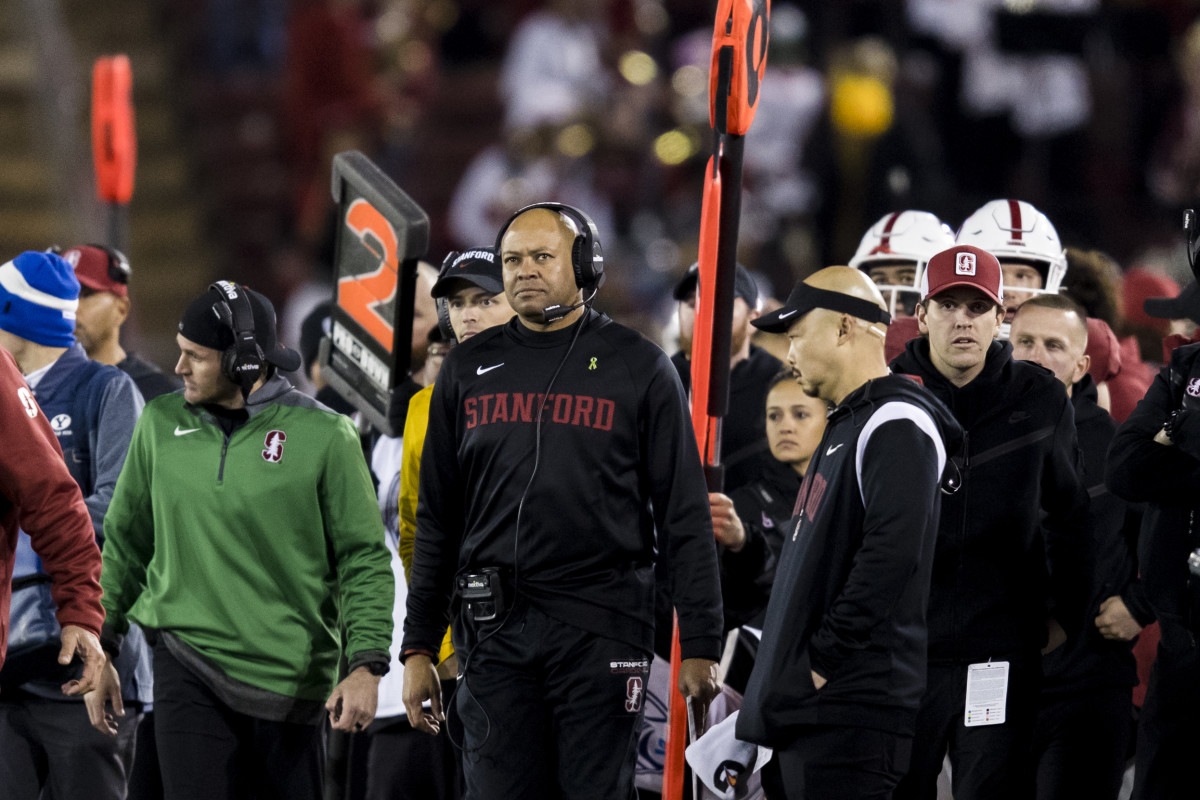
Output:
(964, 661), (1009, 727)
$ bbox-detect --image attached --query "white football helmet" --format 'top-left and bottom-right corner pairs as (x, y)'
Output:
(849, 210), (955, 317)
(955, 199), (1067, 293)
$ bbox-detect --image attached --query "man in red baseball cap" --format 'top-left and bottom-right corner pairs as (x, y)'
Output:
(61, 244), (177, 401)
(889, 244), (1091, 800)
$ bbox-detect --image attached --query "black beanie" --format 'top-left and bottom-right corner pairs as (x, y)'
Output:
(178, 284), (302, 372)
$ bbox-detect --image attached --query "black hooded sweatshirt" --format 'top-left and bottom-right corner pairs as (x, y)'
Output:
(737, 374), (962, 743)
(890, 339), (1091, 663)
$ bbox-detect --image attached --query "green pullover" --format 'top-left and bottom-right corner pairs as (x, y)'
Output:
(101, 377), (393, 704)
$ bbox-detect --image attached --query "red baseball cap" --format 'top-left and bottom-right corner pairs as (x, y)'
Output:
(61, 245), (129, 298)
(920, 244), (1003, 306)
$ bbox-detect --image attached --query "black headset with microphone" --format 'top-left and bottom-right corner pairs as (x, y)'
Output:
(87, 243), (132, 285)
(494, 202), (605, 323)
(209, 280), (264, 397)
(435, 250), (459, 344)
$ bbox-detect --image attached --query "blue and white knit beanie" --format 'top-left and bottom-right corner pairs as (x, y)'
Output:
(0, 251), (80, 347)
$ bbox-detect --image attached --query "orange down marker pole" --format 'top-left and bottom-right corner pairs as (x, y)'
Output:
(92, 55), (136, 252)
(663, 2), (770, 798)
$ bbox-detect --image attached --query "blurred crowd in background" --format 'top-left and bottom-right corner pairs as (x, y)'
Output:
(18, 0), (1200, 361)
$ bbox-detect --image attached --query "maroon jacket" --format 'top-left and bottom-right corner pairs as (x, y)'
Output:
(0, 348), (103, 669)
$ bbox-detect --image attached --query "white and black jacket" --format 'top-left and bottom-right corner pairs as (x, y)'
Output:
(738, 374), (961, 743)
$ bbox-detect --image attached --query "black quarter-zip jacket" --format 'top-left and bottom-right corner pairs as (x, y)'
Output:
(1042, 374), (1140, 694)
(890, 339), (1092, 663)
(737, 374), (961, 743)
(403, 310), (724, 662)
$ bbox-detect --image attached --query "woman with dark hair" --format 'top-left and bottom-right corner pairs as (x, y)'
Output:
(711, 370), (829, 638)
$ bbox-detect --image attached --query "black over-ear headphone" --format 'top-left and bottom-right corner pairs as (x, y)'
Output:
(209, 280), (265, 395)
(436, 250), (459, 344)
(494, 202), (606, 292)
(86, 243), (131, 285)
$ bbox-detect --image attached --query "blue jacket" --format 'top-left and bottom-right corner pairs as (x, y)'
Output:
(10, 345), (151, 704)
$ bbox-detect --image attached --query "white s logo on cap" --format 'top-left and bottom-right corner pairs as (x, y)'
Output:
(956, 252), (977, 276)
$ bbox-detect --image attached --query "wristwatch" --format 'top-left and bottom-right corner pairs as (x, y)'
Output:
(360, 660), (390, 677)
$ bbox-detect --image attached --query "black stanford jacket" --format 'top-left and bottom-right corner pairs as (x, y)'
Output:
(738, 374), (961, 743)
(403, 310), (723, 664)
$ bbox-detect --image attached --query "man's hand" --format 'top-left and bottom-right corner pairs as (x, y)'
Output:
(709, 493), (746, 552)
(678, 658), (720, 708)
(811, 670), (827, 690)
(402, 655), (444, 736)
(79, 658), (125, 735)
(57, 625), (106, 696)
(325, 667), (380, 733)
(1154, 427), (1173, 446)
(1096, 596), (1144, 641)
(679, 658), (720, 738)
(1042, 617), (1067, 655)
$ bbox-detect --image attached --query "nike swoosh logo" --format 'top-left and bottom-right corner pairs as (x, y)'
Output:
(174, 426), (201, 436)
(476, 363), (504, 375)
(778, 310), (798, 319)
(825, 443), (844, 456)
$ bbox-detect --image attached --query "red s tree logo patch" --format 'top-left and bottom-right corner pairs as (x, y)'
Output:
(625, 677), (644, 713)
(262, 430), (287, 463)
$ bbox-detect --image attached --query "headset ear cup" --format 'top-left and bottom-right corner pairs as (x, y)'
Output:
(221, 346), (237, 384)
(572, 236), (590, 290)
(589, 240), (605, 290)
(436, 297), (456, 344)
(227, 347), (264, 388)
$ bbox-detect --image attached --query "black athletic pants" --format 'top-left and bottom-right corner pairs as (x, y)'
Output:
(1033, 686), (1132, 800)
(454, 599), (650, 800)
(764, 725), (912, 800)
(894, 656), (1041, 800)
(0, 688), (141, 800)
(152, 639), (325, 800)
(364, 684), (462, 800)
(1132, 620), (1200, 800)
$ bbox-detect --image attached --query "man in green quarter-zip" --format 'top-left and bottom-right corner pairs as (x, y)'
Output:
(89, 281), (394, 800)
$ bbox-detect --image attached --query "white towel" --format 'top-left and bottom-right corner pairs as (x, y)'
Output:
(685, 710), (773, 799)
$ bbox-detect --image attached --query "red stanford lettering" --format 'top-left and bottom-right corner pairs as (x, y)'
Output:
(793, 471), (828, 520)
(464, 393), (615, 431)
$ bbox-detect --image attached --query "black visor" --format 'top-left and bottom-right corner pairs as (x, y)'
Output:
(752, 283), (892, 334)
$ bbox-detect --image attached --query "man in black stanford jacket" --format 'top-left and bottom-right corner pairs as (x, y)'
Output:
(401, 203), (722, 800)
(737, 266), (961, 800)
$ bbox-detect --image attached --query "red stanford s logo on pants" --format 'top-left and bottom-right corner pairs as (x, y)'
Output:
(262, 430), (287, 463)
(625, 677), (643, 713)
